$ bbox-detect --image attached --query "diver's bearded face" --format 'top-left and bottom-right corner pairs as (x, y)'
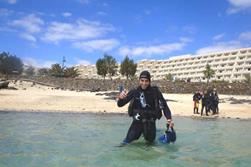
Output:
(139, 78), (150, 90)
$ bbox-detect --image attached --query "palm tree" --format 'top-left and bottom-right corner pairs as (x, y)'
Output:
(203, 64), (215, 84)
(49, 63), (64, 77)
(64, 67), (80, 78)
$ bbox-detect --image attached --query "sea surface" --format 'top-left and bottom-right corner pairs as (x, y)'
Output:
(0, 111), (251, 167)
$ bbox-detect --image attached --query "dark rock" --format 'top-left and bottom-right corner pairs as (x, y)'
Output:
(0, 81), (9, 89)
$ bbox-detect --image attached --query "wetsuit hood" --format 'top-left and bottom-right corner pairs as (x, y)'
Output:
(139, 70), (151, 81)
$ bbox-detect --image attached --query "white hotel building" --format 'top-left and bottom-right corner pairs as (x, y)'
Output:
(75, 64), (100, 79)
(76, 47), (251, 82)
(136, 47), (251, 82)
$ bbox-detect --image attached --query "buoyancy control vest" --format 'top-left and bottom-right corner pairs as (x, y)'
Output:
(128, 86), (162, 120)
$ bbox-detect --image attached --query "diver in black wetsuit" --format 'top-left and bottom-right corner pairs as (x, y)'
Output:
(212, 88), (219, 114)
(201, 90), (209, 116)
(117, 71), (173, 144)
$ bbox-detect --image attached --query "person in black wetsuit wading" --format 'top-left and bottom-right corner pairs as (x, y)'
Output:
(117, 70), (173, 144)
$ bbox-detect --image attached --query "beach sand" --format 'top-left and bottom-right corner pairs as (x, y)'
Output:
(0, 80), (250, 119)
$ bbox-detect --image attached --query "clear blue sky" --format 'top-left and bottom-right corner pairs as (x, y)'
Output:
(0, 0), (251, 67)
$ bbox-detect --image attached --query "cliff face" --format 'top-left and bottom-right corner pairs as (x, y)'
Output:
(9, 76), (251, 95)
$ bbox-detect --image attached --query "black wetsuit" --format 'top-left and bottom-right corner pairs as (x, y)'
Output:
(117, 85), (172, 143)
(201, 93), (209, 116)
(213, 92), (219, 114)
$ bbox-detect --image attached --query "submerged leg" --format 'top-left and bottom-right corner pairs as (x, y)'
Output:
(142, 118), (156, 143)
(123, 120), (143, 144)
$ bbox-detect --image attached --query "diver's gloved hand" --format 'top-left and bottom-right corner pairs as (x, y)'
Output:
(118, 89), (128, 100)
(167, 119), (174, 128)
(134, 113), (141, 121)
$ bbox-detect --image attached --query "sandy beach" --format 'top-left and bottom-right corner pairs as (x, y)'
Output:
(0, 80), (251, 119)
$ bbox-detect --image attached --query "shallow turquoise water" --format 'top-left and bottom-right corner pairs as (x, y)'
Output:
(0, 112), (251, 167)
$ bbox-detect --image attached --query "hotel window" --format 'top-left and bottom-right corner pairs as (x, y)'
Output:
(231, 52), (237, 55)
(241, 50), (247, 54)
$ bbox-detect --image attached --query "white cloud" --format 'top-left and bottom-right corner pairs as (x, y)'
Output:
(20, 33), (36, 42)
(118, 39), (191, 57)
(42, 61), (58, 68)
(9, 14), (44, 33)
(0, 8), (13, 16)
(102, 2), (109, 7)
(213, 33), (225, 40)
(180, 37), (193, 43)
(74, 58), (91, 65)
(228, 0), (251, 8)
(78, 0), (90, 4)
(23, 57), (39, 67)
(196, 41), (242, 54)
(3, 0), (17, 4)
(8, 14), (44, 42)
(62, 12), (72, 17)
(227, 0), (251, 14)
(42, 19), (115, 43)
(23, 57), (57, 68)
(182, 25), (197, 34)
(119, 47), (131, 56)
(97, 11), (107, 16)
(73, 39), (120, 52)
(239, 31), (251, 40)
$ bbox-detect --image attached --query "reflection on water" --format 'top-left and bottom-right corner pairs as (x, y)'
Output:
(0, 112), (251, 167)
